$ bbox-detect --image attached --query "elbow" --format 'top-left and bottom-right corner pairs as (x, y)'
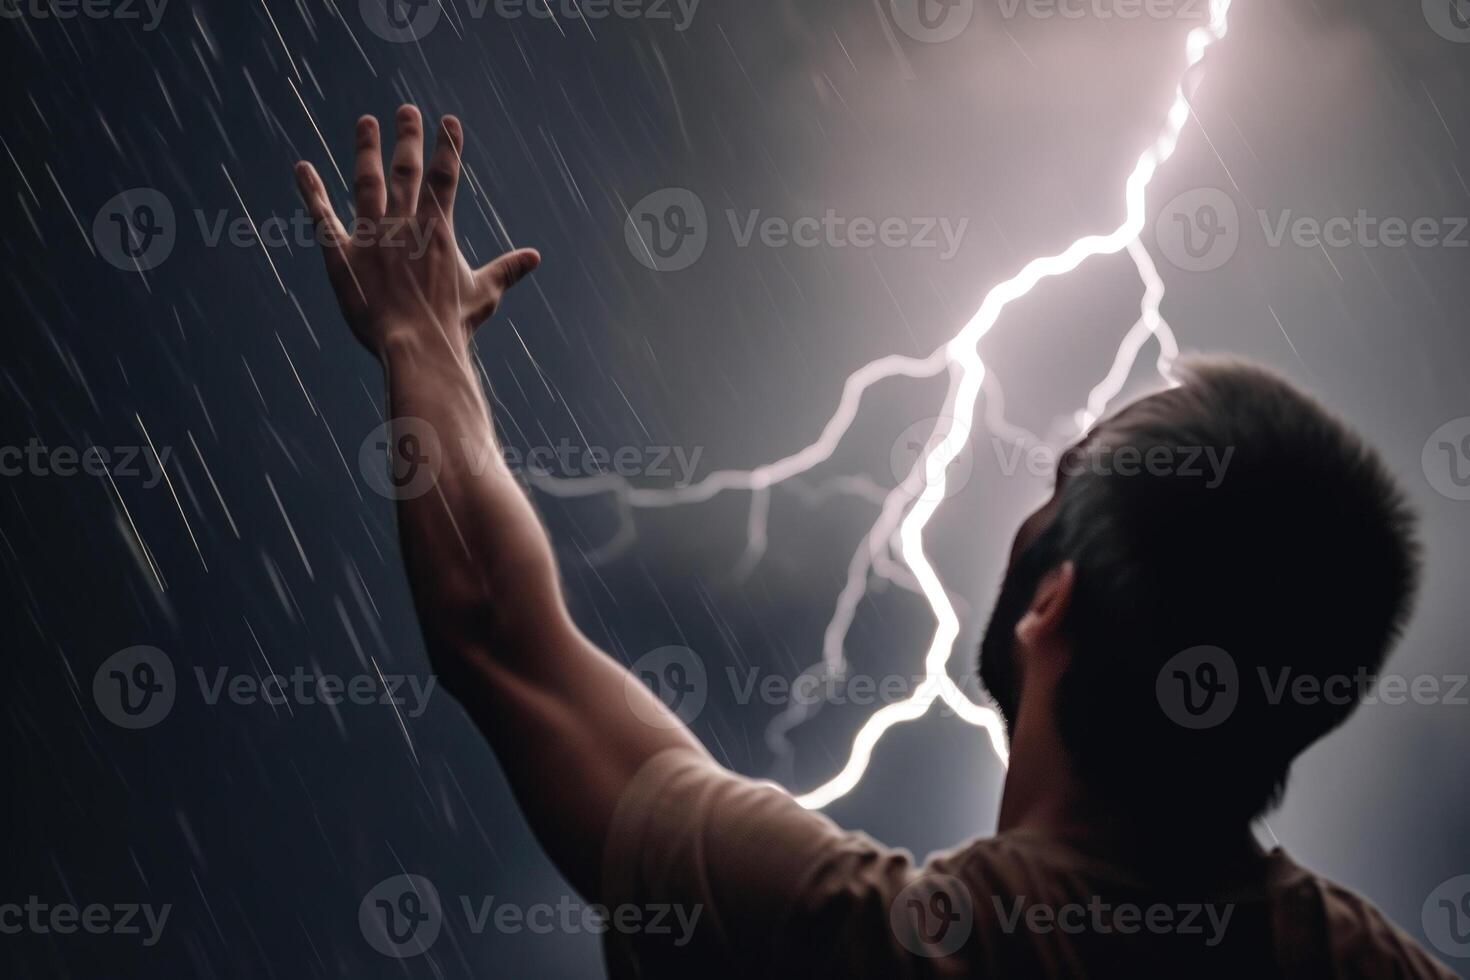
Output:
(416, 557), (571, 686)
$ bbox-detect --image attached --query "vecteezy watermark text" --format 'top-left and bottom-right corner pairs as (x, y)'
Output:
(624, 188), (971, 272)
(887, 877), (1234, 959)
(992, 895), (1234, 946)
(624, 646), (1002, 729)
(194, 666), (437, 717)
(92, 187), (442, 273)
(0, 898), (171, 947)
(359, 875), (702, 958)
(996, 0), (1206, 19)
(360, 418), (705, 500)
(1, 439), (171, 488)
(724, 210), (970, 261)
(991, 438), (1234, 487)
(0, 0), (168, 29)
(92, 646), (437, 729)
(1155, 187), (1468, 272)
(1157, 645), (1470, 730)
(358, 0), (699, 43)
(1257, 210), (1469, 251)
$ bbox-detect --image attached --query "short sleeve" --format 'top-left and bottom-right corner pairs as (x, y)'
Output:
(599, 749), (920, 979)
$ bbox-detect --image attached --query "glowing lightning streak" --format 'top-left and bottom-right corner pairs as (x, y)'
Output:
(1078, 240), (1181, 433)
(526, 349), (949, 507)
(794, 0), (1233, 809)
(761, 239), (1175, 779)
(530, 0), (1232, 808)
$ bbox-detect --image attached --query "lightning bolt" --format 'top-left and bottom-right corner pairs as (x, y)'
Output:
(533, 0), (1231, 809)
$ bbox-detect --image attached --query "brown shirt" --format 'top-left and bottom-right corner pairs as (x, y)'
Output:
(601, 750), (1456, 979)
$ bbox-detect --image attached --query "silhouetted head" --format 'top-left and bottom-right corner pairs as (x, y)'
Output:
(978, 356), (1419, 825)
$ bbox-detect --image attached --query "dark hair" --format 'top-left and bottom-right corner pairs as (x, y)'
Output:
(1026, 356), (1420, 823)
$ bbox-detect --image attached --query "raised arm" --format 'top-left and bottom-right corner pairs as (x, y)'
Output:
(294, 106), (708, 897)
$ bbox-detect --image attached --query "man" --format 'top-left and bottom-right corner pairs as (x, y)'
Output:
(295, 107), (1455, 978)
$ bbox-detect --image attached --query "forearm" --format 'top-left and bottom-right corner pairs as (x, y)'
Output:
(299, 106), (712, 900)
(382, 332), (561, 662)
(380, 329), (708, 895)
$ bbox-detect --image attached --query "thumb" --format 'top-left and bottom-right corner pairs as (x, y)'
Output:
(477, 247), (542, 295)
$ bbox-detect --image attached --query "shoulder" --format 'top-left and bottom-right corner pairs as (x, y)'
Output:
(922, 831), (1118, 896)
(1279, 861), (1457, 980)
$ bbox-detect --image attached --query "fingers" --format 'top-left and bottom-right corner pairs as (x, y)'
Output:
(420, 115), (462, 222)
(469, 248), (541, 326)
(353, 115), (386, 221)
(295, 161), (355, 296)
(476, 247), (542, 295)
(388, 105), (424, 217)
(294, 161), (350, 255)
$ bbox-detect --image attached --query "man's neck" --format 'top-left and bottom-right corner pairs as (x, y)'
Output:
(996, 690), (1264, 874)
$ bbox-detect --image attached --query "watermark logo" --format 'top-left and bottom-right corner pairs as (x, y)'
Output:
(93, 646), (175, 730)
(1159, 190), (1468, 271)
(512, 439), (704, 485)
(359, 877), (701, 954)
(1422, 875), (1470, 959)
(93, 646), (437, 726)
(891, 417), (975, 502)
(625, 645), (707, 727)
(626, 188), (708, 272)
(93, 188), (176, 272)
(889, 0), (974, 42)
(360, 0), (439, 42)
(1155, 187), (1240, 272)
(727, 666), (1001, 717)
(1158, 651), (1466, 730)
(92, 189), (440, 273)
(1156, 645), (1237, 729)
(359, 418), (443, 500)
(360, 874), (444, 958)
(358, 419), (705, 497)
(890, 874), (974, 957)
(1424, 0), (1470, 42)
(1422, 417), (1470, 501)
(626, 189), (970, 270)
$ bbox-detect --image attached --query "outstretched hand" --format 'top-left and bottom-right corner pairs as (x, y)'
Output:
(296, 104), (713, 905)
(294, 104), (539, 357)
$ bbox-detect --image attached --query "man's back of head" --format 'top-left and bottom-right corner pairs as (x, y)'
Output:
(604, 357), (1452, 977)
(980, 355), (1421, 828)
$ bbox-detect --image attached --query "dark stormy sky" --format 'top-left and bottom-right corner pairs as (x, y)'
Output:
(5, 0), (1470, 975)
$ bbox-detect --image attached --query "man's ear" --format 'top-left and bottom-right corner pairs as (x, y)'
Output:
(1015, 561), (1075, 659)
